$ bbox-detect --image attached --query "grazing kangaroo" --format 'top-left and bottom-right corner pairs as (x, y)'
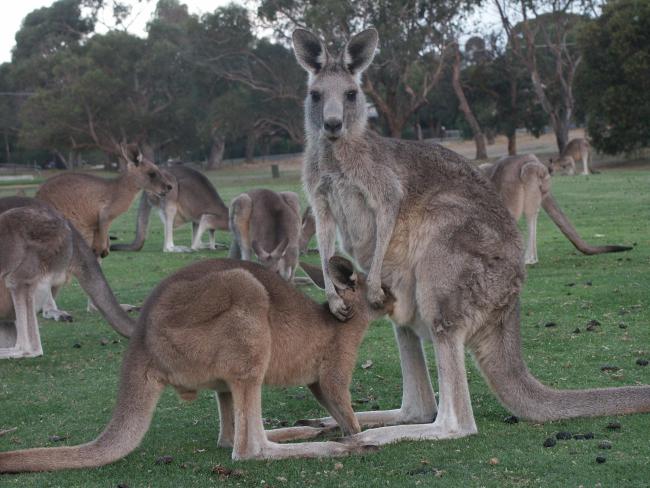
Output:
(0, 257), (391, 471)
(36, 145), (173, 258)
(0, 197), (134, 358)
(229, 189), (302, 281)
(299, 206), (317, 254)
(548, 138), (595, 176)
(110, 165), (230, 253)
(480, 154), (631, 264)
(292, 28), (650, 447)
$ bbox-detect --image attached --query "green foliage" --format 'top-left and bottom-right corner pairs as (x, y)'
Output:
(578, 0), (650, 154)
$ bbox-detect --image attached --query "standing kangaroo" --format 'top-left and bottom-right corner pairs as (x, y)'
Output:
(481, 154), (631, 264)
(0, 197), (134, 358)
(0, 257), (391, 471)
(229, 188), (302, 281)
(548, 138), (595, 176)
(36, 144), (173, 258)
(292, 28), (650, 447)
(110, 165), (229, 253)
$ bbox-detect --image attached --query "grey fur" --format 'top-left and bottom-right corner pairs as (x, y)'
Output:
(293, 28), (650, 445)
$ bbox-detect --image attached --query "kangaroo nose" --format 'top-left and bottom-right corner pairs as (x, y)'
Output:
(324, 118), (343, 134)
(166, 184), (173, 191)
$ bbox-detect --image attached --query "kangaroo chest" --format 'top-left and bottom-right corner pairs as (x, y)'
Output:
(324, 171), (377, 271)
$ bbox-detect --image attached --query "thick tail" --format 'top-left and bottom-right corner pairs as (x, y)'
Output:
(70, 229), (135, 337)
(473, 301), (650, 422)
(110, 193), (152, 251)
(0, 344), (164, 473)
(541, 194), (632, 255)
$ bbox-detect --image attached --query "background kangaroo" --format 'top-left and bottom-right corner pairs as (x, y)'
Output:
(111, 165), (230, 253)
(292, 28), (650, 447)
(0, 197), (134, 358)
(0, 257), (390, 471)
(229, 188), (302, 281)
(481, 154), (631, 264)
(36, 144), (173, 258)
(299, 206), (317, 254)
(548, 137), (594, 175)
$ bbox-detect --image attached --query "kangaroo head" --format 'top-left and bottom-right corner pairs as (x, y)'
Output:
(252, 238), (298, 282)
(120, 144), (173, 197)
(292, 28), (378, 143)
(301, 256), (395, 320)
(548, 155), (575, 176)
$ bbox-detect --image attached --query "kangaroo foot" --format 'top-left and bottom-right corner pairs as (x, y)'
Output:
(42, 309), (73, 322)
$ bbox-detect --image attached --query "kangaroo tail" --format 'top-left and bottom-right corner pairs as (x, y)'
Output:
(472, 301), (650, 422)
(0, 345), (164, 473)
(70, 229), (135, 337)
(110, 193), (151, 251)
(541, 194), (631, 255)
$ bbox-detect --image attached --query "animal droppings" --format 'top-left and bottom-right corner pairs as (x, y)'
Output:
(636, 359), (649, 366)
(600, 365), (620, 372)
(545, 322), (557, 328)
(556, 431), (572, 440)
(48, 435), (67, 442)
(583, 432), (594, 439)
(155, 455), (174, 465)
(72, 342), (81, 348)
(573, 328), (581, 334)
(503, 415), (519, 424)
(598, 441), (612, 450)
(596, 456), (606, 464)
(543, 437), (557, 448)
(618, 323), (627, 329)
(605, 422), (621, 430)
(573, 434), (586, 440)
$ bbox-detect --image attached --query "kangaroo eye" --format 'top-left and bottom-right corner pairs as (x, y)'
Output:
(148, 171), (156, 178)
(345, 90), (357, 102)
(310, 91), (321, 103)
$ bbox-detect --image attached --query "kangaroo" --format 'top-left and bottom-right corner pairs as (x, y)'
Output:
(229, 188), (302, 281)
(291, 28), (650, 447)
(480, 154), (631, 264)
(0, 197), (134, 358)
(548, 138), (595, 176)
(36, 144), (173, 258)
(299, 206), (317, 254)
(110, 165), (230, 253)
(0, 256), (392, 471)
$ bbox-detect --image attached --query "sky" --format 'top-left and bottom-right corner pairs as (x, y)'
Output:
(0, 0), (237, 63)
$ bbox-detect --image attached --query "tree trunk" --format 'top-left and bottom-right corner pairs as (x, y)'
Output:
(244, 133), (256, 163)
(3, 130), (10, 163)
(205, 133), (226, 170)
(507, 131), (517, 156)
(554, 117), (570, 154)
(452, 46), (488, 160)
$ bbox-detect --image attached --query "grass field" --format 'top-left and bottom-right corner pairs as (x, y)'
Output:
(0, 159), (649, 487)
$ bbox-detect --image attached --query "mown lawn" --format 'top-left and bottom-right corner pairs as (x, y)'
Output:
(1, 164), (649, 487)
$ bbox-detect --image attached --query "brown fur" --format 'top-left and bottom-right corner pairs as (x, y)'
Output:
(299, 206), (317, 254)
(0, 197), (134, 358)
(0, 257), (392, 471)
(229, 189), (302, 281)
(548, 138), (595, 176)
(36, 146), (173, 258)
(111, 165), (229, 253)
(482, 154), (631, 264)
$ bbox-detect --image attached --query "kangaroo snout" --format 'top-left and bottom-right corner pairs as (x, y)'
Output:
(324, 118), (343, 137)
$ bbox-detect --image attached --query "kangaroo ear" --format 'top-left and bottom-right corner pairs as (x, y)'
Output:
(328, 256), (357, 290)
(343, 28), (378, 76)
(300, 261), (325, 289)
(252, 240), (269, 260)
(293, 29), (329, 74)
(272, 237), (290, 258)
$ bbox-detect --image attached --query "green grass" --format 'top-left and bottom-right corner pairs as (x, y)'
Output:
(1, 166), (649, 487)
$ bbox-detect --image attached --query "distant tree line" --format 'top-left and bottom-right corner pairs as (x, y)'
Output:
(0, 0), (646, 169)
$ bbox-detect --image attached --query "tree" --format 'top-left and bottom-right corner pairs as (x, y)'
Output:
(577, 0), (650, 154)
(258, 0), (481, 138)
(494, 0), (593, 152)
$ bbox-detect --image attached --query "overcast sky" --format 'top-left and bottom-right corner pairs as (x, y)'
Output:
(0, 0), (237, 64)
